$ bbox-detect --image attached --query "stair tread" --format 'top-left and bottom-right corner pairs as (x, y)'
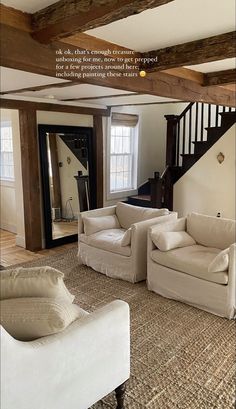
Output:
(129, 195), (151, 201)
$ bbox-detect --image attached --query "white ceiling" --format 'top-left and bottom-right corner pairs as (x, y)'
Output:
(2, 0), (58, 13)
(186, 58), (236, 73)
(0, 67), (69, 93)
(87, 0), (235, 52)
(1, 67), (179, 107)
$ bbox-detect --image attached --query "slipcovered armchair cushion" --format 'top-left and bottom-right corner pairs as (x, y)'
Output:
(208, 247), (230, 273)
(83, 215), (120, 236)
(151, 230), (196, 251)
(116, 201), (169, 229)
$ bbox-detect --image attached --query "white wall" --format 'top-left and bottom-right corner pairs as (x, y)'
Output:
(173, 125), (236, 219)
(0, 109), (25, 246)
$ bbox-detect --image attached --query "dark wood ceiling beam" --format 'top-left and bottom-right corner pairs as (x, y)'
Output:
(32, 0), (174, 43)
(143, 32), (236, 71)
(0, 98), (110, 116)
(0, 24), (235, 107)
(0, 81), (75, 95)
(0, 4), (32, 32)
(203, 69), (236, 86)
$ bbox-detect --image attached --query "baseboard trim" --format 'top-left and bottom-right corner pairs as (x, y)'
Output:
(0, 222), (17, 234)
(16, 235), (26, 248)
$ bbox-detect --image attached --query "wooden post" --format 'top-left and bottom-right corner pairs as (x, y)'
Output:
(164, 115), (179, 166)
(19, 109), (42, 251)
(93, 115), (104, 208)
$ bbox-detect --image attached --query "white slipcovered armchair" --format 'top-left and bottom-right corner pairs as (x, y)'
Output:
(1, 300), (130, 409)
(147, 213), (236, 318)
(78, 202), (177, 283)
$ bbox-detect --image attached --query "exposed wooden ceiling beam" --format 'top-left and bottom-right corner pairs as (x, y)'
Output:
(62, 92), (140, 102)
(203, 69), (236, 87)
(162, 67), (204, 85)
(0, 98), (110, 116)
(0, 24), (235, 107)
(0, 81), (75, 95)
(32, 0), (174, 43)
(0, 4), (32, 32)
(143, 32), (236, 71)
(109, 101), (187, 107)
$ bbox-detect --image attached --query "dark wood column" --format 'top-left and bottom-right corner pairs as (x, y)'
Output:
(19, 109), (42, 251)
(93, 115), (104, 208)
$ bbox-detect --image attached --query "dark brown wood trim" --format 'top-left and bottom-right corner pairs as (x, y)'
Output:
(93, 115), (104, 208)
(203, 69), (236, 87)
(19, 109), (42, 251)
(0, 81), (75, 96)
(32, 0), (174, 43)
(143, 32), (236, 71)
(0, 98), (110, 116)
(62, 93), (141, 102)
(1, 24), (235, 107)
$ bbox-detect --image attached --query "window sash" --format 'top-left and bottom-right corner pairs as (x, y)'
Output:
(0, 125), (14, 181)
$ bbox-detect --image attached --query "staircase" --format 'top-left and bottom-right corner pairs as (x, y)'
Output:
(128, 103), (236, 209)
(59, 133), (89, 169)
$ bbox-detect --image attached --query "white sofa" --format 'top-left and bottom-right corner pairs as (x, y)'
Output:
(1, 300), (130, 409)
(78, 202), (177, 283)
(147, 213), (236, 318)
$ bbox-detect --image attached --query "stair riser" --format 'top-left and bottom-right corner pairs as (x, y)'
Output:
(127, 198), (151, 207)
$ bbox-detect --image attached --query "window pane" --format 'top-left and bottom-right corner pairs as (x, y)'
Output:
(123, 137), (131, 153)
(0, 125), (14, 180)
(114, 137), (123, 154)
(110, 156), (117, 172)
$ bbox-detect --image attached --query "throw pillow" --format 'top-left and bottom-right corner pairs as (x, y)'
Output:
(208, 248), (230, 273)
(121, 228), (132, 247)
(0, 266), (74, 302)
(0, 297), (88, 341)
(83, 214), (120, 236)
(151, 231), (196, 251)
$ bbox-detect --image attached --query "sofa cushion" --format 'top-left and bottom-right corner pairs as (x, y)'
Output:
(151, 231), (196, 251)
(0, 297), (87, 341)
(116, 202), (169, 230)
(83, 214), (120, 236)
(0, 267), (74, 302)
(80, 229), (131, 256)
(121, 228), (132, 247)
(151, 245), (228, 284)
(187, 213), (236, 250)
(208, 248), (230, 273)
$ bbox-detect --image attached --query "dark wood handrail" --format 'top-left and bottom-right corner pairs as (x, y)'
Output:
(160, 165), (169, 179)
(178, 102), (194, 120)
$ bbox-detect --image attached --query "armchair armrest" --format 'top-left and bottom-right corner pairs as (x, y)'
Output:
(131, 213), (178, 278)
(78, 205), (116, 234)
(1, 300), (130, 409)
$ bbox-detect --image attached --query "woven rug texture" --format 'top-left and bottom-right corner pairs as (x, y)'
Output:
(11, 247), (236, 409)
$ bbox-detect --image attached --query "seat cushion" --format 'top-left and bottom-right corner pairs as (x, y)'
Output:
(187, 213), (236, 250)
(0, 267), (74, 302)
(0, 297), (87, 341)
(116, 202), (169, 229)
(80, 229), (131, 257)
(151, 245), (228, 284)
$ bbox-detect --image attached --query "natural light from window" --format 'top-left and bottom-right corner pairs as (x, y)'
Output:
(110, 125), (136, 192)
(0, 124), (14, 181)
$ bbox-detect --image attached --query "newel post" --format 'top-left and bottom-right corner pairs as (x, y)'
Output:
(164, 115), (179, 166)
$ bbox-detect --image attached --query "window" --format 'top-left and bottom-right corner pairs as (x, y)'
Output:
(109, 113), (138, 195)
(0, 124), (14, 181)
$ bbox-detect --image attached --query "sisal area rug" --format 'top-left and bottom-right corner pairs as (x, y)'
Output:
(13, 247), (235, 409)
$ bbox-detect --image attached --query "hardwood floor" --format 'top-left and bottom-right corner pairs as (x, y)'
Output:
(0, 229), (77, 267)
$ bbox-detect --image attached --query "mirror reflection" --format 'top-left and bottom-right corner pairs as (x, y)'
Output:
(46, 132), (88, 240)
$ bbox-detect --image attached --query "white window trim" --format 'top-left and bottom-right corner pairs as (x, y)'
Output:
(0, 121), (15, 182)
(106, 116), (138, 200)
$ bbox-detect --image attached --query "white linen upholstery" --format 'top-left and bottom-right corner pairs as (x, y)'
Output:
(151, 246), (228, 284)
(1, 300), (130, 409)
(80, 229), (131, 256)
(0, 297), (86, 341)
(121, 228), (132, 247)
(83, 215), (120, 236)
(147, 214), (236, 318)
(116, 202), (169, 229)
(0, 267), (74, 302)
(187, 212), (236, 249)
(151, 230), (196, 251)
(78, 204), (177, 282)
(208, 248), (230, 273)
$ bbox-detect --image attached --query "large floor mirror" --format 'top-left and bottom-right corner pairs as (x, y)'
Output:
(38, 124), (96, 248)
